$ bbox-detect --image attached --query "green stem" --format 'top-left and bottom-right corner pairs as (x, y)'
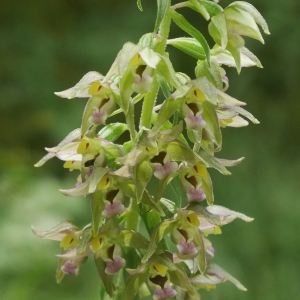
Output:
(139, 0), (172, 130)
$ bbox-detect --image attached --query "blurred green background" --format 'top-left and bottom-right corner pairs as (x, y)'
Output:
(1, 0), (299, 299)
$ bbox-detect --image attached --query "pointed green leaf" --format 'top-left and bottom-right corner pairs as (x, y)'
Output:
(208, 12), (227, 48)
(154, 0), (170, 33)
(154, 173), (177, 203)
(171, 10), (211, 63)
(167, 37), (206, 60)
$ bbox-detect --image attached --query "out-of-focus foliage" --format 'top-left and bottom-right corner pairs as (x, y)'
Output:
(0, 0), (300, 299)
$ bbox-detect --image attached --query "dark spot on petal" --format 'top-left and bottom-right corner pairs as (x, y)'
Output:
(99, 98), (110, 109)
(106, 189), (119, 203)
(185, 175), (197, 188)
(178, 229), (189, 241)
(150, 151), (166, 164)
(149, 275), (167, 288)
(187, 103), (199, 115)
(135, 65), (147, 78)
(107, 245), (115, 260)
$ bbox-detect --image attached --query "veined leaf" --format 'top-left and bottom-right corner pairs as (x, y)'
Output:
(167, 37), (206, 60)
(137, 0), (143, 11)
(154, 0), (170, 33)
(171, 10), (211, 63)
(98, 123), (128, 142)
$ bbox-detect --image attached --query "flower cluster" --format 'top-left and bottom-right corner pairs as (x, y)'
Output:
(33, 1), (269, 299)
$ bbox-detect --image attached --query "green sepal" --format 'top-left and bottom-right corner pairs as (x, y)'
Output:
(201, 0), (223, 17)
(219, 103), (259, 124)
(34, 128), (81, 167)
(198, 149), (231, 175)
(91, 190), (104, 236)
(166, 140), (204, 164)
(152, 97), (184, 133)
(154, 173), (177, 203)
(31, 220), (79, 240)
(156, 54), (183, 91)
(167, 37), (206, 60)
(125, 272), (150, 300)
(78, 225), (92, 253)
(98, 123), (128, 142)
(137, 0), (143, 11)
(201, 171), (214, 205)
(189, 0), (210, 20)
(141, 190), (165, 216)
(54, 71), (103, 99)
(88, 167), (109, 193)
(208, 12), (227, 48)
(170, 10), (211, 63)
(202, 101), (222, 147)
(140, 204), (162, 237)
(154, 0), (170, 33)
(228, 1), (270, 35)
(225, 7), (264, 43)
(226, 34), (245, 73)
(191, 77), (217, 105)
(195, 58), (223, 90)
(160, 120), (189, 146)
(160, 198), (176, 218)
(95, 255), (115, 297)
(157, 73), (171, 98)
(134, 158), (154, 202)
(117, 229), (149, 249)
(81, 96), (94, 135)
(193, 228), (207, 274)
(56, 249), (67, 283)
(168, 264), (195, 294)
(186, 203), (223, 226)
(141, 219), (177, 263)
